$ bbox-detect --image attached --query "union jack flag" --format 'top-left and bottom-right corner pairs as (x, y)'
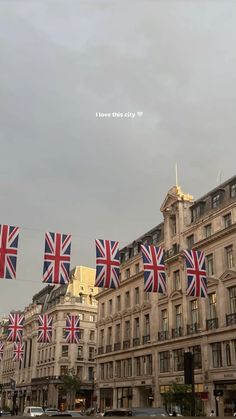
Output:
(0, 224), (19, 279)
(64, 315), (80, 343)
(7, 313), (24, 342)
(37, 314), (53, 343)
(0, 342), (4, 361)
(141, 244), (167, 293)
(184, 249), (207, 297)
(13, 342), (24, 362)
(95, 239), (120, 289)
(42, 232), (71, 284)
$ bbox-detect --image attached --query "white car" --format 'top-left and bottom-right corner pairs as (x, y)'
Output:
(23, 406), (44, 417)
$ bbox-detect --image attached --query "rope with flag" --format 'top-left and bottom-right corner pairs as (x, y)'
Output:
(95, 239), (120, 289)
(184, 249), (207, 297)
(141, 244), (167, 293)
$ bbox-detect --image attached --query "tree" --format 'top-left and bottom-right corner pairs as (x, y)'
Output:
(61, 368), (81, 410)
(162, 382), (193, 416)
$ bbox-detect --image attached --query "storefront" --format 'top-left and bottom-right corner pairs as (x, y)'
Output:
(214, 381), (236, 416)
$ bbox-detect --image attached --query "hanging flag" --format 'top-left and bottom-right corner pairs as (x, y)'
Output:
(95, 239), (120, 289)
(13, 342), (24, 362)
(37, 314), (53, 343)
(184, 249), (207, 297)
(0, 342), (4, 361)
(141, 244), (167, 293)
(7, 313), (24, 342)
(64, 315), (80, 343)
(42, 232), (71, 284)
(0, 224), (19, 279)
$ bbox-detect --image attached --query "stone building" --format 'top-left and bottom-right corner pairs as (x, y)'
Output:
(95, 175), (236, 416)
(0, 266), (97, 413)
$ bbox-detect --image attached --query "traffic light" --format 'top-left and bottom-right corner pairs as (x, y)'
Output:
(184, 352), (194, 385)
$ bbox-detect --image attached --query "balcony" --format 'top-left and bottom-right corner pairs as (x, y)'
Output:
(106, 345), (112, 353)
(123, 340), (130, 349)
(158, 331), (169, 341)
(226, 313), (236, 326)
(98, 347), (104, 355)
(133, 337), (140, 347)
(142, 335), (150, 344)
(187, 323), (199, 335)
(114, 342), (121, 351)
(206, 317), (218, 330)
(172, 327), (183, 338)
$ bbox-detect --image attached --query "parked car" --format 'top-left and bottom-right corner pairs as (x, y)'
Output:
(65, 412), (84, 417)
(0, 412), (11, 417)
(103, 409), (133, 416)
(23, 406), (44, 417)
(43, 409), (61, 416)
(132, 408), (169, 416)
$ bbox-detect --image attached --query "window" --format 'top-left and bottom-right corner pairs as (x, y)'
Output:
(190, 300), (199, 325)
(134, 357), (141, 376)
(108, 299), (113, 315)
(115, 324), (121, 342)
(146, 354), (152, 375)
(212, 193), (221, 208)
(115, 360), (121, 378)
(100, 364), (104, 380)
(125, 250), (129, 261)
(209, 293), (217, 318)
(230, 183), (236, 198)
(173, 349), (184, 371)
(88, 366), (94, 381)
(192, 205), (202, 222)
(79, 329), (84, 340)
(60, 365), (68, 376)
(89, 330), (95, 341)
(124, 321), (130, 340)
(134, 318), (140, 338)
(133, 244), (139, 256)
(173, 270), (181, 291)
(161, 309), (168, 331)
(116, 295), (121, 311)
(160, 351), (170, 373)
(99, 329), (104, 346)
(61, 345), (68, 357)
(79, 313), (85, 320)
(212, 343), (222, 367)
(225, 245), (234, 268)
(107, 327), (112, 345)
(175, 305), (182, 328)
(225, 343), (231, 366)
(153, 233), (158, 245)
(187, 234), (194, 249)
(190, 345), (202, 369)
(89, 347), (95, 361)
(224, 213), (232, 228)
(134, 287), (140, 304)
(144, 314), (150, 336)
(128, 359), (132, 377)
(206, 254), (214, 276)
(135, 263), (140, 274)
(205, 224), (212, 238)
(171, 215), (177, 236)
(229, 286), (236, 314)
(77, 346), (83, 360)
(125, 268), (130, 279)
(125, 291), (130, 307)
(89, 315), (95, 322)
(101, 303), (105, 318)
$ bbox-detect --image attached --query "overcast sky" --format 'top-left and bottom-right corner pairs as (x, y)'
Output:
(0, 0), (236, 315)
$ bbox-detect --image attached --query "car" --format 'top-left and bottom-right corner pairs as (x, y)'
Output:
(103, 409), (133, 416)
(65, 412), (84, 417)
(23, 406), (45, 417)
(43, 409), (61, 416)
(0, 412), (11, 417)
(132, 407), (169, 416)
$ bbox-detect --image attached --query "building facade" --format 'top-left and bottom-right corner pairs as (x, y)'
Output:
(0, 266), (98, 414)
(95, 176), (236, 416)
